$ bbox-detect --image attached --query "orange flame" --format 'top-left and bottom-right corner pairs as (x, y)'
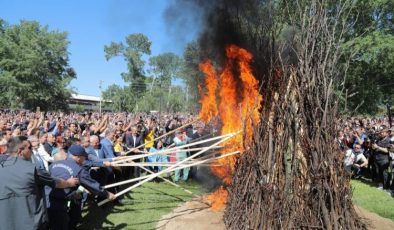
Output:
(198, 60), (219, 122)
(198, 45), (262, 210)
(206, 186), (228, 211)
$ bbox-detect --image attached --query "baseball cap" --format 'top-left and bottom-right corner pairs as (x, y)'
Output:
(68, 145), (88, 157)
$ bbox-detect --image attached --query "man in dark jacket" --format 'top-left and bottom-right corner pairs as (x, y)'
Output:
(124, 126), (144, 178)
(0, 136), (79, 230)
(46, 144), (115, 230)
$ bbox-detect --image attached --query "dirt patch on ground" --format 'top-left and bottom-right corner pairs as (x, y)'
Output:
(156, 198), (225, 230)
(355, 205), (394, 230)
(157, 197), (394, 230)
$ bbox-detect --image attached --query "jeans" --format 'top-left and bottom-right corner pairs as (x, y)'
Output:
(375, 160), (391, 189)
(174, 152), (190, 182)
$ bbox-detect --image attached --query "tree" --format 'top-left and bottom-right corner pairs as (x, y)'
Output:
(180, 41), (205, 112)
(102, 84), (132, 112)
(0, 19), (75, 110)
(148, 52), (183, 111)
(342, 0), (394, 114)
(104, 33), (151, 106)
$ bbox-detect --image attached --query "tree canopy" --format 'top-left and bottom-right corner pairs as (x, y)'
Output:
(342, 0), (394, 114)
(0, 19), (75, 110)
(102, 33), (190, 113)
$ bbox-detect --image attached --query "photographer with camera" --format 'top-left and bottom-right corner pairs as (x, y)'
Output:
(372, 139), (394, 195)
(372, 128), (393, 191)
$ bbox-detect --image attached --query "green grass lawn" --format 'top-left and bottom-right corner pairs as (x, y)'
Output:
(352, 180), (394, 221)
(78, 180), (204, 230)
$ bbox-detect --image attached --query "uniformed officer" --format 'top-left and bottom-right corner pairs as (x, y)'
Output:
(46, 144), (115, 230)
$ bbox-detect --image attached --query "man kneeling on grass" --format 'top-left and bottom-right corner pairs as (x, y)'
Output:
(345, 144), (368, 179)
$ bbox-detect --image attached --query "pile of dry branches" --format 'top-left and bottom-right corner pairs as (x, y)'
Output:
(224, 1), (366, 229)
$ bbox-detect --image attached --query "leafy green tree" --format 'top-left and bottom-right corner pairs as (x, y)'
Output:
(104, 33), (151, 104)
(180, 41), (204, 112)
(102, 84), (133, 112)
(148, 52), (183, 111)
(0, 20), (75, 110)
(342, 0), (394, 114)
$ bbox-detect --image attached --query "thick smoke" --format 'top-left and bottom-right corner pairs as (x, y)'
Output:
(165, 0), (276, 88)
(164, 0), (276, 190)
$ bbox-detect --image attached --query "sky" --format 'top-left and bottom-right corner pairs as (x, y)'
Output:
(0, 0), (201, 96)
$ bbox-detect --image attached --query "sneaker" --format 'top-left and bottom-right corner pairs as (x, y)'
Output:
(377, 184), (384, 190)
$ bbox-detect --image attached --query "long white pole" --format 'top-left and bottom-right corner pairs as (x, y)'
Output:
(104, 151), (240, 189)
(113, 146), (223, 164)
(113, 132), (233, 164)
(98, 131), (241, 206)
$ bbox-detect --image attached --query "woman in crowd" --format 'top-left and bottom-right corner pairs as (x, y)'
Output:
(148, 140), (169, 173)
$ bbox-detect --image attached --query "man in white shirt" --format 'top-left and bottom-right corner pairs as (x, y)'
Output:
(344, 144), (368, 178)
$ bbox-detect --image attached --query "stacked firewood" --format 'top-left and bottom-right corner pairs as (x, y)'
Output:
(224, 1), (367, 229)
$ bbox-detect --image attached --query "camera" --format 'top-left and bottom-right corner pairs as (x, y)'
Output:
(366, 129), (379, 143)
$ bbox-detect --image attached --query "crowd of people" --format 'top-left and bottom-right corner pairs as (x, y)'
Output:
(3, 109), (394, 229)
(0, 110), (208, 230)
(338, 116), (394, 195)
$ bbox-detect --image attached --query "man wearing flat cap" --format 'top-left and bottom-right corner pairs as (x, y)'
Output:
(46, 144), (115, 230)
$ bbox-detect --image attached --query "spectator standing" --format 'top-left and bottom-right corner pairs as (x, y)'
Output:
(37, 132), (54, 171)
(148, 140), (168, 173)
(125, 126), (144, 179)
(373, 129), (392, 189)
(44, 133), (56, 156)
(172, 129), (191, 182)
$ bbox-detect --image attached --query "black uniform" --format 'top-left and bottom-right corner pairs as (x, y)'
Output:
(46, 158), (108, 230)
(0, 155), (57, 230)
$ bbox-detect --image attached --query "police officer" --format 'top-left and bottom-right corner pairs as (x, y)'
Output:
(46, 144), (115, 230)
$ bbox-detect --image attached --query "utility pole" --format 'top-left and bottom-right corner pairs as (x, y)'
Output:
(99, 80), (103, 115)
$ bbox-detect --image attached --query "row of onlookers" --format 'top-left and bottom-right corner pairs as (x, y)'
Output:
(0, 110), (208, 229)
(338, 117), (394, 196)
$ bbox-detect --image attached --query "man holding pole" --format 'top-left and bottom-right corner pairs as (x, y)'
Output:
(46, 145), (115, 230)
(0, 136), (79, 230)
